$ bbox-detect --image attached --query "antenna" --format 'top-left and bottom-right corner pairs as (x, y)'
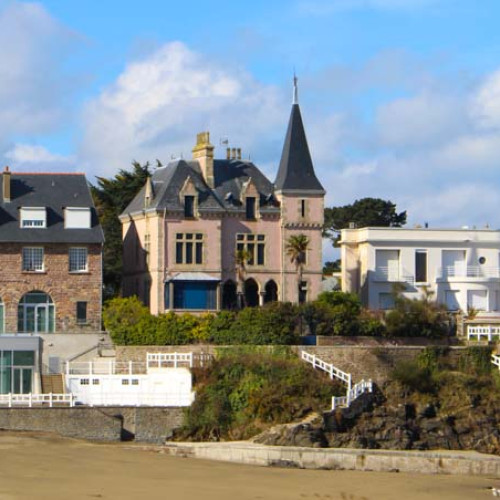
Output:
(220, 137), (229, 146)
(293, 72), (298, 104)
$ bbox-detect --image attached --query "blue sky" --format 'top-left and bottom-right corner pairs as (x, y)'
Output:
(3, 0), (500, 260)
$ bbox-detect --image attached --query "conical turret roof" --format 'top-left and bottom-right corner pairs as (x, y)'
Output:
(274, 99), (325, 194)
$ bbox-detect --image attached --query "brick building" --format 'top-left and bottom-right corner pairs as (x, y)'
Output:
(0, 168), (104, 333)
(120, 80), (326, 313)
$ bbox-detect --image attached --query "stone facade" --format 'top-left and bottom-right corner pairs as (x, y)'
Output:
(0, 242), (102, 333)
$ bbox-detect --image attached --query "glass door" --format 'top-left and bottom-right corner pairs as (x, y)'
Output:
(13, 367), (32, 394)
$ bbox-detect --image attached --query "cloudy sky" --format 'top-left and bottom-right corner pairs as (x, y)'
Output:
(3, 0), (500, 259)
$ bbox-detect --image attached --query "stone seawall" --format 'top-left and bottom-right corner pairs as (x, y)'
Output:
(164, 441), (500, 477)
(0, 407), (185, 443)
(0, 407), (122, 441)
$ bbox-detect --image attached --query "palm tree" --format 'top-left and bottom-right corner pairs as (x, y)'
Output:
(286, 234), (310, 304)
(235, 248), (252, 309)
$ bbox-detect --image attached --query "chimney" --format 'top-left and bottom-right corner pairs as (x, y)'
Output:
(144, 176), (154, 208)
(237, 148), (241, 160)
(192, 132), (215, 188)
(3, 166), (11, 203)
(226, 148), (231, 160)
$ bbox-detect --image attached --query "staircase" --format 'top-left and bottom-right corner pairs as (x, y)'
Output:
(41, 374), (65, 394)
(301, 351), (373, 410)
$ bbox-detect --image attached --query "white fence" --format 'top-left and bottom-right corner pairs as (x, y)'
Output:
(467, 325), (500, 342)
(301, 351), (352, 387)
(301, 351), (373, 410)
(492, 354), (500, 369)
(0, 393), (75, 407)
(147, 352), (193, 368)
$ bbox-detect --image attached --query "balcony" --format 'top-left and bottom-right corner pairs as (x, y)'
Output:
(372, 266), (414, 284)
(438, 266), (500, 280)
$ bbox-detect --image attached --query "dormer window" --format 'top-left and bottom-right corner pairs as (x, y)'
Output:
(184, 195), (195, 218)
(245, 197), (256, 220)
(64, 207), (91, 229)
(20, 207), (46, 228)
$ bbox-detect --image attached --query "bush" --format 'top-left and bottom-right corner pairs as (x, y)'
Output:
(384, 290), (450, 338)
(390, 360), (436, 394)
(181, 348), (343, 440)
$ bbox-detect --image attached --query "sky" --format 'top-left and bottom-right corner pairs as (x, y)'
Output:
(3, 0), (500, 260)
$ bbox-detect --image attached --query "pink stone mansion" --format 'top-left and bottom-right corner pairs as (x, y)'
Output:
(120, 82), (325, 313)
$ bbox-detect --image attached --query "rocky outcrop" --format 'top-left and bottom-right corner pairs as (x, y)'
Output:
(254, 385), (500, 455)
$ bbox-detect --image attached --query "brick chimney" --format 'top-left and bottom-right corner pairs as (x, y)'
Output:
(192, 132), (215, 188)
(3, 166), (11, 203)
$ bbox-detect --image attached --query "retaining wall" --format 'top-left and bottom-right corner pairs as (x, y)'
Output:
(0, 406), (185, 443)
(164, 441), (500, 477)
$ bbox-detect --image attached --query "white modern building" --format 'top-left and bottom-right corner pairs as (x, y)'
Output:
(340, 227), (500, 314)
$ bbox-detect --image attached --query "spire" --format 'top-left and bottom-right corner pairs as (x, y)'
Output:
(293, 73), (298, 104)
(274, 80), (325, 194)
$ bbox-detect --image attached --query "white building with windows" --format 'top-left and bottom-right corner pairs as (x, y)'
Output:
(340, 227), (500, 314)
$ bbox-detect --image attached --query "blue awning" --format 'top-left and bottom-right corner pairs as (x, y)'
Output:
(166, 272), (220, 282)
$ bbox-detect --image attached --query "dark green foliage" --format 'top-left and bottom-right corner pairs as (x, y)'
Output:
(390, 360), (437, 394)
(181, 348), (343, 440)
(384, 289), (451, 338)
(301, 291), (386, 336)
(324, 197), (407, 246)
(457, 346), (493, 376)
(91, 161), (153, 299)
(322, 259), (341, 275)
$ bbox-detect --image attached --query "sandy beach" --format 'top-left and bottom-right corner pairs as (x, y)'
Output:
(0, 431), (496, 500)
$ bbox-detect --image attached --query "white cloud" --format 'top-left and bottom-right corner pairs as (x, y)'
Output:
(5, 144), (74, 165)
(0, 2), (76, 141)
(470, 69), (500, 130)
(79, 42), (287, 177)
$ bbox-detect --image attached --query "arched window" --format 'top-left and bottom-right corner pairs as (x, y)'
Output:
(264, 280), (278, 304)
(244, 279), (259, 308)
(18, 291), (54, 333)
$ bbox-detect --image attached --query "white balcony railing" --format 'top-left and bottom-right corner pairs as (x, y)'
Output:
(373, 266), (414, 284)
(438, 266), (500, 279)
(0, 393), (75, 407)
(468, 325), (500, 341)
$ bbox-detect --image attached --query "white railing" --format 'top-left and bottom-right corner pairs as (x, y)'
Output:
(301, 351), (373, 410)
(0, 393), (75, 407)
(438, 266), (500, 279)
(467, 325), (500, 341)
(65, 361), (146, 376)
(147, 352), (193, 369)
(301, 351), (351, 387)
(492, 354), (500, 369)
(373, 267), (414, 283)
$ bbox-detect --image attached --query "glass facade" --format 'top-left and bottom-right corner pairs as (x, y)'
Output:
(0, 350), (35, 394)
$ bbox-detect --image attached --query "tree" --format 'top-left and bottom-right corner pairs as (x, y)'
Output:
(91, 161), (154, 298)
(285, 234), (309, 304)
(324, 197), (407, 246)
(234, 248), (252, 309)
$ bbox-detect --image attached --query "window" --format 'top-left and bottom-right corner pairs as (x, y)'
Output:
(76, 302), (87, 324)
(121, 379), (129, 385)
(415, 250), (427, 283)
(69, 248), (88, 272)
(184, 195), (195, 218)
(80, 379), (90, 385)
(375, 250), (400, 281)
(300, 199), (306, 218)
(236, 233), (265, 266)
(20, 207), (46, 228)
(379, 293), (395, 310)
(245, 197), (256, 219)
(92, 379), (100, 385)
(144, 233), (150, 267)
(299, 281), (307, 304)
(175, 233), (203, 264)
(64, 207), (91, 229)
(22, 247), (44, 272)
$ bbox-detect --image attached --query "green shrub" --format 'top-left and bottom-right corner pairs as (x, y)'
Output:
(384, 290), (451, 338)
(458, 346), (493, 376)
(390, 360), (436, 394)
(181, 348), (343, 440)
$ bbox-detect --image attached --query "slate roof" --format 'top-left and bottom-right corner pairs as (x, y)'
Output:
(274, 104), (325, 193)
(0, 173), (104, 244)
(123, 158), (281, 215)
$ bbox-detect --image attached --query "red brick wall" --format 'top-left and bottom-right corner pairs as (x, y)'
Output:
(0, 243), (102, 333)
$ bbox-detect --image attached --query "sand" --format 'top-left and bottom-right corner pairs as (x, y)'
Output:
(0, 432), (496, 500)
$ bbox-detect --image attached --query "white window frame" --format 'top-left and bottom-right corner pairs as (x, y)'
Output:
(22, 247), (44, 272)
(69, 247), (88, 273)
(20, 207), (46, 228)
(64, 207), (91, 229)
